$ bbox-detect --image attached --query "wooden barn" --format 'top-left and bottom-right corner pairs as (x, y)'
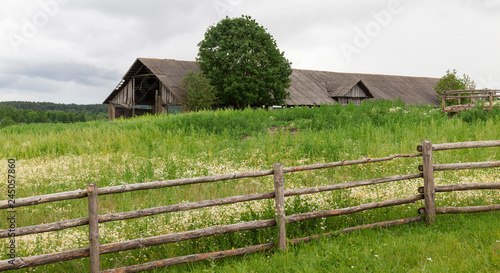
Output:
(103, 58), (439, 120)
(103, 58), (199, 119)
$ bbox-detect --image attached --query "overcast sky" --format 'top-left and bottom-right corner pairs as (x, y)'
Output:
(1, 0), (500, 104)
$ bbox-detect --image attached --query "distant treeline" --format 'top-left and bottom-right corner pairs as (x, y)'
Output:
(0, 101), (108, 127)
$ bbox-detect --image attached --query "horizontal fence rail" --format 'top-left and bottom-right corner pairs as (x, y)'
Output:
(0, 193), (425, 271)
(441, 89), (500, 94)
(289, 216), (424, 245)
(104, 216), (428, 273)
(434, 205), (500, 214)
(417, 161), (500, 172)
(418, 183), (500, 193)
(0, 173), (424, 239)
(101, 243), (277, 273)
(0, 219), (278, 270)
(418, 205), (500, 215)
(286, 195), (424, 223)
(432, 161), (500, 171)
(417, 140), (500, 152)
(441, 90), (500, 98)
(441, 90), (499, 112)
(0, 140), (499, 272)
(0, 153), (422, 210)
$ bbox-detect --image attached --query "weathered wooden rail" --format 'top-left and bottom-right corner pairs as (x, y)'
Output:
(0, 140), (499, 272)
(441, 89), (499, 112)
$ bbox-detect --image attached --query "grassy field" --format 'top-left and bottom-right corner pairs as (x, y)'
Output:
(0, 99), (499, 272)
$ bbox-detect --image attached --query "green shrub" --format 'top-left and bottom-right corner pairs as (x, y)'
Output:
(0, 116), (16, 128)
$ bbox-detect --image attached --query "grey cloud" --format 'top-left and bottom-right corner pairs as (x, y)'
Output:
(2, 61), (119, 87)
(2, 0), (500, 104)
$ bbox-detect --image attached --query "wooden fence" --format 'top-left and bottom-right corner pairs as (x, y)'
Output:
(1, 140), (500, 272)
(441, 89), (500, 112)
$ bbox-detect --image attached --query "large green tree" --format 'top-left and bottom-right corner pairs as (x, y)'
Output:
(197, 15), (292, 109)
(435, 69), (476, 106)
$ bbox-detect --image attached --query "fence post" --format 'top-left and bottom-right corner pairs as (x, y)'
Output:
(87, 183), (100, 272)
(421, 140), (436, 225)
(442, 92), (445, 111)
(489, 92), (493, 111)
(274, 163), (286, 251)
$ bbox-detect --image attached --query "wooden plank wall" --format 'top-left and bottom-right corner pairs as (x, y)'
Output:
(160, 83), (180, 105)
(345, 85), (369, 98)
(110, 81), (134, 106)
(334, 85), (369, 106)
(336, 97), (364, 106)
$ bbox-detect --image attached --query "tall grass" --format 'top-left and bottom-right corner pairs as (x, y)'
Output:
(0, 100), (499, 272)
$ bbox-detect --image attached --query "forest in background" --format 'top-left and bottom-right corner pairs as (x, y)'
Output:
(0, 101), (108, 127)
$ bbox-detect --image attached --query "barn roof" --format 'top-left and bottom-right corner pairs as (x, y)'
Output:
(104, 58), (440, 106)
(287, 68), (439, 106)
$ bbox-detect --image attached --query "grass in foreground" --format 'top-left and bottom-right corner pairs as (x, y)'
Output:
(0, 100), (499, 272)
(188, 212), (500, 273)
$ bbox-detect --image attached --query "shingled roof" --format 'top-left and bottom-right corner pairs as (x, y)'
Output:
(287, 68), (439, 106)
(104, 58), (440, 107)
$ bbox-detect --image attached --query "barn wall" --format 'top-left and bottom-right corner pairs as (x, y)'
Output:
(160, 83), (181, 105)
(334, 97), (365, 106)
(110, 80), (134, 106)
(345, 85), (368, 98)
(114, 107), (151, 119)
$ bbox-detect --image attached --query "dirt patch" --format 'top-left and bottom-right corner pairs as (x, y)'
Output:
(240, 126), (299, 141)
(269, 126), (299, 135)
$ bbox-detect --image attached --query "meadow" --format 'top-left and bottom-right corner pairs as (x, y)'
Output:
(0, 99), (499, 272)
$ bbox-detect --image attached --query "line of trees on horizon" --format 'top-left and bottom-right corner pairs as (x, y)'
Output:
(0, 101), (108, 128)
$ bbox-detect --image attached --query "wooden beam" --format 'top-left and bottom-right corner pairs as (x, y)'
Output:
(132, 78), (135, 117)
(417, 140), (500, 152)
(421, 140), (435, 225)
(0, 219), (277, 271)
(87, 183), (100, 273)
(0, 191), (276, 238)
(285, 194), (424, 223)
(284, 173), (423, 197)
(435, 205), (500, 214)
(282, 153), (422, 173)
(154, 90), (158, 114)
(132, 73), (155, 78)
(490, 92), (493, 110)
(432, 161), (500, 171)
(101, 243), (275, 273)
(442, 89), (499, 95)
(107, 104), (115, 121)
(273, 163), (286, 251)
(418, 183), (500, 193)
(138, 81), (159, 103)
(0, 154), (423, 211)
(0, 173), (423, 238)
(290, 216), (424, 244)
(444, 95), (498, 99)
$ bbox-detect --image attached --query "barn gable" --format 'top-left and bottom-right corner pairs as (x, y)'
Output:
(327, 79), (372, 106)
(103, 58), (199, 119)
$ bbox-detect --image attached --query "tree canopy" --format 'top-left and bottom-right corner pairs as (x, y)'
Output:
(0, 101), (107, 126)
(435, 69), (476, 105)
(197, 15), (292, 109)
